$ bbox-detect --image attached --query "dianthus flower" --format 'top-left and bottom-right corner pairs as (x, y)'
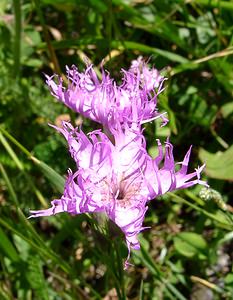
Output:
(30, 122), (207, 267)
(45, 58), (167, 133)
(129, 56), (164, 91)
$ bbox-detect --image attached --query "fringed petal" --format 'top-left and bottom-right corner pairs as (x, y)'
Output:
(29, 199), (68, 218)
(145, 141), (207, 200)
(45, 59), (167, 133)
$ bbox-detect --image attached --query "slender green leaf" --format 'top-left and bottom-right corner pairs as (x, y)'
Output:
(31, 156), (65, 193)
(38, 38), (190, 64)
(0, 227), (19, 262)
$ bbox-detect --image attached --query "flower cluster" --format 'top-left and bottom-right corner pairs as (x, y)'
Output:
(30, 57), (207, 268)
(45, 57), (168, 133)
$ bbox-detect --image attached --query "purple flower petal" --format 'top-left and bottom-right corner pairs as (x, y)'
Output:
(45, 59), (168, 133)
(30, 122), (207, 266)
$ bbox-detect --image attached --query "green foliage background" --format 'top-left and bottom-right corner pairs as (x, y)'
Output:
(0, 0), (233, 299)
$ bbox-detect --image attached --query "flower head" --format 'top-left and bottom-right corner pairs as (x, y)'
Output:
(30, 122), (207, 267)
(129, 56), (164, 91)
(45, 58), (168, 133)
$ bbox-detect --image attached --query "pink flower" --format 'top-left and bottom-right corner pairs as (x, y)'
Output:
(129, 56), (164, 91)
(30, 122), (207, 267)
(45, 59), (167, 133)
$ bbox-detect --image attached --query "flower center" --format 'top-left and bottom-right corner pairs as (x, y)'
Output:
(98, 175), (143, 208)
(116, 189), (125, 201)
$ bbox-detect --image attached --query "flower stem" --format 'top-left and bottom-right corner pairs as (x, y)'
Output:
(33, 0), (61, 74)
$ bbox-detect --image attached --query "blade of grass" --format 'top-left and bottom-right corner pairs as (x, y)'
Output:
(0, 131), (23, 171)
(12, 0), (21, 78)
(0, 126), (31, 157)
(91, 235), (125, 300)
(0, 131), (47, 207)
(171, 46), (233, 76)
(195, 0), (233, 11)
(0, 126), (65, 194)
(134, 244), (187, 300)
(33, 0), (61, 74)
(112, 0), (186, 49)
(194, 46), (233, 64)
(47, 270), (103, 300)
(0, 163), (18, 205)
(190, 276), (224, 294)
(168, 192), (233, 229)
(37, 38), (190, 64)
(30, 157), (65, 194)
(0, 288), (12, 300)
(114, 239), (126, 300)
(165, 281), (187, 300)
(0, 217), (72, 275)
(184, 190), (205, 206)
(0, 227), (19, 262)
(112, 41), (189, 64)
(0, 151), (66, 291)
(139, 280), (144, 300)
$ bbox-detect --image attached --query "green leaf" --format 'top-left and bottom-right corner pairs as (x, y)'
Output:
(31, 156), (65, 194)
(0, 227), (19, 262)
(116, 41), (189, 63)
(199, 145), (233, 180)
(37, 38), (190, 64)
(22, 58), (43, 68)
(0, 127), (65, 194)
(0, 0), (8, 16)
(0, 217), (72, 275)
(27, 255), (50, 300)
(169, 192), (233, 230)
(225, 273), (233, 285)
(221, 102), (233, 119)
(41, 0), (107, 12)
(195, 12), (216, 44)
(174, 232), (208, 259)
(195, 0), (233, 11)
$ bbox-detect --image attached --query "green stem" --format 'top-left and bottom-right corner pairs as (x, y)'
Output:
(106, 0), (113, 59)
(0, 126), (31, 157)
(12, 0), (21, 78)
(168, 192), (233, 229)
(0, 163), (19, 205)
(210, 127), (229, 149)
(0, 131), (23, 170)
(33, 0), (61, 74)
(195, 0), (233, 11)
(0, 131), (47, 207)
(114, 240), (126, 300)
(184, 190), (205, 206)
